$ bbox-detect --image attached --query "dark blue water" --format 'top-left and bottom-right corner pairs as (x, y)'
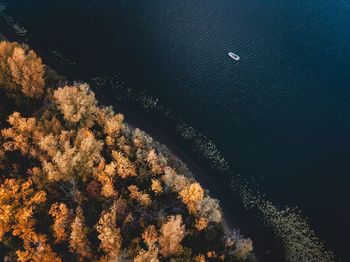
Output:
(1, 0), (350, 260)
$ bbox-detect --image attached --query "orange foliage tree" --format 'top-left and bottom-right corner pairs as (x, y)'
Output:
(0, 179), (60, 261)
(112, 150), (136, 179)
(96, 201), (122, 261)
(179, 182), (204, 214)
(0, 41), (255, 262)
(41, 128), (103, 182)
(1, 112), (43, 157)
(159, 215), (185, 257)
(128, 185), (152, 207)
(53, 84), (99, 127)
(49, 203), (71, 243)
(0, 42), (45, 98)
(69, 207), (92, 259)
(93, 159), (118, 198)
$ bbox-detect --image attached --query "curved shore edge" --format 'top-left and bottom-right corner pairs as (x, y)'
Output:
(0, 24), (337, 261)
(0, 28), (287, 261)
(0, 39), (257, 261)
(0, 25), (260, 250)
(0, 32), (7, 41)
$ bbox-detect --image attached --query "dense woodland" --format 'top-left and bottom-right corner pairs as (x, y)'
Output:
(0, 41), (254, 261)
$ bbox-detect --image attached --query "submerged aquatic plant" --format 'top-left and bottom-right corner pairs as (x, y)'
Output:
(231, 178), (334, 262)
(0, 3), (6, 13)
(0, 41), (254, 261)
(89, 74), (230, 172)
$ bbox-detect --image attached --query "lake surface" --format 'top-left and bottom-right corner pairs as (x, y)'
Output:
(1, 0), (350, 260)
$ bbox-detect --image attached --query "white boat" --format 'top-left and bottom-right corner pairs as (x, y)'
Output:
(228, 52), (240, 61)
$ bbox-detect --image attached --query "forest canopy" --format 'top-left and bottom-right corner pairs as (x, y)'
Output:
(0, 41), (254, 262)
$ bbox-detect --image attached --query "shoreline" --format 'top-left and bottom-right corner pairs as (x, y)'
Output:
(0, 29), (236, 230)
(88, 79), (272, 262)
(0, 32), (8, 41)
(0, 28), (237, 219)
(0, 28), (239, 234)
(0, 28), (283, 261)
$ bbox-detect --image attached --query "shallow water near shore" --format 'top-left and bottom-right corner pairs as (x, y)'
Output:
(1, 0), (350, 260)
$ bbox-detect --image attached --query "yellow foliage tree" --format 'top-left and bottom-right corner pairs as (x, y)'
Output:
(41, 128), (103, 182)
(142, 225), (158, 247)
(197, 196), (222, 223)
(161, 166), (189, 192)
(179, 183), (204, 214)
(128, 185), (151, 207)
(49, 203), (71, 243)
(134, 246), (159, 262)
(16, 233), (61, 262)
(104, 113), (124, 137)
(0, 179), (46, 239)
(0, 41), (20, 89)
(151, 179), (162, 195)
(96, 201), (122, 261)
(1, 112), (43, 157)
(112, 151), (136, 179)
(69, 207), (92, 259)
(7, 46), (45, 98)
(147, 149), (166, 175)
(0, 179), (60, 261)
(195, 217), (208, 231)
(93, 160), (118, 198)
(159, 215), (185, 257)
(0, 41), (45, 98)
(53, 84), (99, 127)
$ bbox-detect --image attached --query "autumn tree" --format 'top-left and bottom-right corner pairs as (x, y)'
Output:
(103, 113), (124, 137)
(0, 113), (58, 162)
(69, 207), (92, 259)
(179, 183), (204, 214)
(0, 42), (20, 91)
(132, 128), (150, 150)
(198, 196), (222, 223)
(1, 112), (43, 157)
(146, 149), (167, 175)
(151, 179), (162, 195)
(161, 166), (189, 192)
(0, 41), (45, 98)
(159, 215), (185, 257)
(115, 135), (132, 156)
(0, 41), (255, 262)
(128, 185), (151, 207)
(133, 225), (160, 262)
(53, 84), (99, 127)
(234, 239), (253, 260)
(49, 203), (71, 243)
(112, 151), (136, 179)
(195, 217), (209, 231)
(134, 246), (159, 262)
(142, 225), (158, 247)
(41, 128), (103, 182)
(104, 116), (124, 146)
(16, 233), (61, 262)
(0, 179), (46, 239)
(0, 179), (60, 261)
(93, 160), (118, 198)
(96, 201), (122, 261)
